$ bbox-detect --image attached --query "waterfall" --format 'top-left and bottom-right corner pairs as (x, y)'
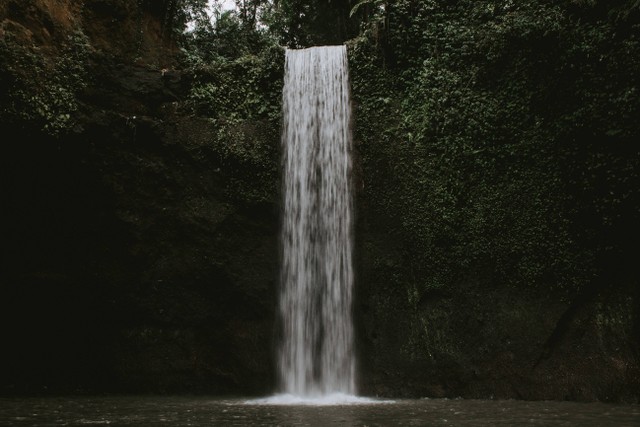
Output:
(278, 45), (355, 397)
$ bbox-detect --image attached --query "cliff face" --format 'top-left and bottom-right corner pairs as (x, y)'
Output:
(1, 0), (639, 402)
(1, 0), (280, 394)
(356, 233), (640, 401)
(348, 1), (640, 402)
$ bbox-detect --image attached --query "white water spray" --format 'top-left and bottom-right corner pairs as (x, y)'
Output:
(278, 45), (355, 397)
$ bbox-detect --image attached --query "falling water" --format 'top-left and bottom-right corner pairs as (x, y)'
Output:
(278, 45), (355, 397)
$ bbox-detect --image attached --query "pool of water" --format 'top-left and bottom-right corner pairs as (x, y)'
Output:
(1, 395), (638, 426)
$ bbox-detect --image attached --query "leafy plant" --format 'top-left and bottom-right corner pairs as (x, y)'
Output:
(349, 0), (640, 303)
(0, 26), (90, 137)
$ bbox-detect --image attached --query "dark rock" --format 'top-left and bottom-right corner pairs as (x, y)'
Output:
(1, 0), (638, 403)
(0, 2), (279, 395)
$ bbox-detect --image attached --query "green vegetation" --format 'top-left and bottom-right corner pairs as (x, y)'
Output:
(185, 43), (284, 203)
(0, 27), (90, 136)
(178, 0), (638, 304)
(179, 3), (284, 204)
(349, 0), (640, 304)
(1, 0), (637, 299)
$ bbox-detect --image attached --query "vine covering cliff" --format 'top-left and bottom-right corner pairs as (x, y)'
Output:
(1, 0), (639, 401)
(349, 0), (640, 401)
(1, 0), (282, 394)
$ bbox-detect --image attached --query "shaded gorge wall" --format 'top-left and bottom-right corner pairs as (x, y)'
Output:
(0, 0), (639, 402)
(348, 0), (640, 401)
(1, 0), (284, 395)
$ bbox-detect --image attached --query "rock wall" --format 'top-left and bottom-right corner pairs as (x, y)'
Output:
(347, 4), (640, 401)
(1, 0), (280, 395)
(355, 221), (640, 401)
(1, 0), (638, 402)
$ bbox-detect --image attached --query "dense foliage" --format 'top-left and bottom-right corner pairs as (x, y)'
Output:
(1, 0), (639, 398)
(179, 0), (639, 303)
(177, 1), (285, 204)
(349, 0), (640, 303)
(2, 0), (638, 299)
(0, 27), (90, 136)
(184, 42), (284, 203)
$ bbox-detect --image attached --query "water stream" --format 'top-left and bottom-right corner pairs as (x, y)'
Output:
(278, 45), (355, 398)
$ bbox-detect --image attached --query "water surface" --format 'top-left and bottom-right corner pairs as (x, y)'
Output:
(1, 396), (638, 426)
